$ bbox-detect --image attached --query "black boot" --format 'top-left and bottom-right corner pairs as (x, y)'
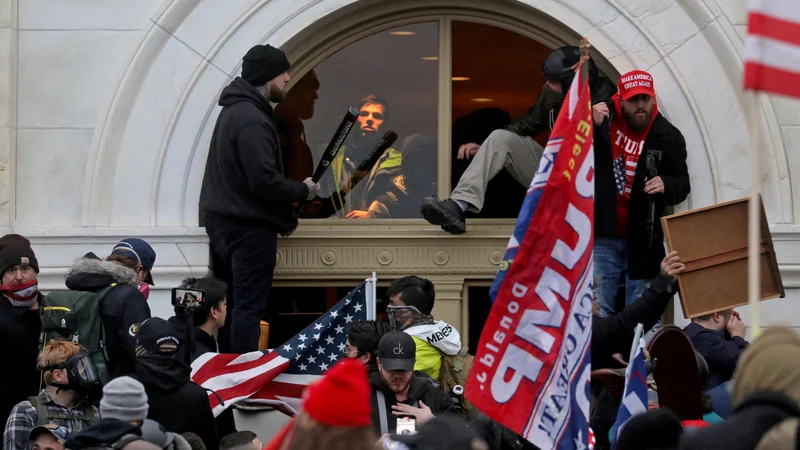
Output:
(420, 196), (467, 234)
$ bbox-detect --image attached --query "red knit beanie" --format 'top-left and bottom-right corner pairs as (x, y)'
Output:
(301, 358), (372, 427)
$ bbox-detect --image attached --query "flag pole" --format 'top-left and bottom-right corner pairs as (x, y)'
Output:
(366, 271), (377, 321)
(746, 91), (762, 339)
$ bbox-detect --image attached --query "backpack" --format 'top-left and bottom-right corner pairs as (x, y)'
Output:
(28, 394), (99, 427)
(439, 346), (475, 417)
(39, 284), (117, 383)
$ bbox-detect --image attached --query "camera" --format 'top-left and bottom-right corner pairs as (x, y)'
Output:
(396, 417), (416, 435)
(171, 288), (207, 311)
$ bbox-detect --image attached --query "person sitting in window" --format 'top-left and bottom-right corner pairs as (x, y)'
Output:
(353, 134), (437, 219)
(320, 94), (401, 218)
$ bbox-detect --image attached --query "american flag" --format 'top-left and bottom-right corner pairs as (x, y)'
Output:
(190, 281), (368, 417)
(743, 0), (800, 98)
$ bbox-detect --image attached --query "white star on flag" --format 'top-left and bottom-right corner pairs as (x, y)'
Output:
(325, 336), (335, 345)
(316, 346), (325, 355)
(313, 333), (320, 341)
(297, 343), (306, 350)
(313, 323), (323, 330)
(330, 311), (338, 319)
(344, 314), (354, 323)
(298, 364), (308, 371)
(299, 334), (307, 342)
(328, 353), (338, 362)
(337, 343), (346, 352)
(319, 363), (329, 371)
(353, 303), (363, 312)
(306, 355), (316, 364)
(283, 344), (292, 351)
(334, 325), (344, 334)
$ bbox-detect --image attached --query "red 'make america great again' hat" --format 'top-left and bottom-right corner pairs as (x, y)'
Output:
(617, 69), (655, 100)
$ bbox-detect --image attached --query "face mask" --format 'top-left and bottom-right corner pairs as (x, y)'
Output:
(0, 279), (39, 308)
(540, 84), (567, 112)
(138, 282), (150, 301)
(45, 351), (103, 401)
(386, 305), (423, 330)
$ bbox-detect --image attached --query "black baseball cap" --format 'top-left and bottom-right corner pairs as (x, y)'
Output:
(378, 331), (416, 371)
(134, 318), (180, 355)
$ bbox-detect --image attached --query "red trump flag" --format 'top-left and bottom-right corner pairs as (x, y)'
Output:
(465, 48), (594, 450)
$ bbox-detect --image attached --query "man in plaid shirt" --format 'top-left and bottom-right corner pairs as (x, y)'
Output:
(3, 341), (100, 450)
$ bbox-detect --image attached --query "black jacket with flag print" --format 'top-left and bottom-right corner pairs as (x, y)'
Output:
(368, 370), (455, 435)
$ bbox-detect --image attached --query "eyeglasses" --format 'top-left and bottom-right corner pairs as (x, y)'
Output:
(359, 110), (384, 120)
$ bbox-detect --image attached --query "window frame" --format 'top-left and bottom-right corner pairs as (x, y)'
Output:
(282, 3), (613, 227)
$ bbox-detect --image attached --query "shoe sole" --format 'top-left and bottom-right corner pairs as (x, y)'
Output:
(420, 198), (467, 234)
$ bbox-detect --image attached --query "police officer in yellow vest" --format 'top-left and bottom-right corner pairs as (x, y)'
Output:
(386, 276), (462, 382)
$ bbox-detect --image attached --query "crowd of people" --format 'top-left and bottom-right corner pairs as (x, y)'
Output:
(1, 39), (796, 450)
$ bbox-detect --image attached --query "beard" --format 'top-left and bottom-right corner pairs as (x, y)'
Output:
(268, 83), (287, 103)
(381, 370), (412, 394)
(621, 104), (654, 133)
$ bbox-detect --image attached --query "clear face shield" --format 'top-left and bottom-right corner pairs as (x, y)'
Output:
(45, 350), (102, 400)
(386, 305), (423, 330)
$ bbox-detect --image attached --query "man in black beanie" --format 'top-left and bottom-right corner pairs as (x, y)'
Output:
(0, 234), (44, 428)
(200, 44), (320, 354)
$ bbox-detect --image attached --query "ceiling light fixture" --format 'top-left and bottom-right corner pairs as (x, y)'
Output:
(452, 76), (470, 81)
(471, 97), (494, 102)
(421, 56), (438, 61)
(390, 31), (416, 36)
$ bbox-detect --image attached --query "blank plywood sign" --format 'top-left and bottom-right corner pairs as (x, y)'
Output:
(661, 196), (784, 318)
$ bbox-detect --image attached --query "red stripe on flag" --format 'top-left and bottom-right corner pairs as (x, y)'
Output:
(207, 359), (292, 409)
(744, 61), (800, 97)
(251, 381), (308, 400)
(748, 12), (800, 46)
(193, 352), (274, 385)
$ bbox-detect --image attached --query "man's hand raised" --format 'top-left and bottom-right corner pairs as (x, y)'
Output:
(592, 103), (609, 126)
(660, 251), (686, 282)
(391, 401), (434, 427)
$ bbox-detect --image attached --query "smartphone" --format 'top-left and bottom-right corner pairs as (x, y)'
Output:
(171, 288), (207, 309)
(396, 417), (416, 435)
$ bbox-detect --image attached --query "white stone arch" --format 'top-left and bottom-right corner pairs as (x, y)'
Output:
(80, 0), (793, 228)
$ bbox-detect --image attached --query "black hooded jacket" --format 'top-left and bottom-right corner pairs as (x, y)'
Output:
(199, 77), (308, 234)
(0, 294), (43, 428)
(64, 418), (142, 449)
(594, 112), (690, 280)
(132, 355), (219, 450)
(369, 371), (455, 435)
(65, 255), (151, 378)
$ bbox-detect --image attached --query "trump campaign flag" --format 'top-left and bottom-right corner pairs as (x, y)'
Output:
(465, 44), (594, 450)
(610, 334), (648, 446)
(191, 282), (368, 416)
(743, 0), (800, 97)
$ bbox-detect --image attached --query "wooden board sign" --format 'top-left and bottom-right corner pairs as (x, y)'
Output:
(661, 196), (784, 319)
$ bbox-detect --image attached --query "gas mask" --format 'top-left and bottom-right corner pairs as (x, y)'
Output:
(44, 350), (102, 401)
(386, 305), (423, 331)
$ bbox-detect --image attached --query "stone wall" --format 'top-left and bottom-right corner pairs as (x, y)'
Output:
(1, 0), (798, 336)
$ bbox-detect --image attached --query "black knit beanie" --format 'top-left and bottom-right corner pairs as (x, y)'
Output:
(241, 44), (290, 87)
(0, 234), (39, 275)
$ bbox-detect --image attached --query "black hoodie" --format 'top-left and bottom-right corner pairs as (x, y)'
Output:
(65, 418), (142, 449)
(65, 254), (151, 378)
(199, 77), (308, 234)
(132, 355), (219, 450)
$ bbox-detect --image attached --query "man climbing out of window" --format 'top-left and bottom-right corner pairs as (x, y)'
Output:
(421, 45), (616, 234)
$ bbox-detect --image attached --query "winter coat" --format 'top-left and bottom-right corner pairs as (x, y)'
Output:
(679, 392), (800, 450)
(684, 323), (749, 390)
(505, 76), (617, 138)
(594, 112), (691, 280)
(369, 370), (455, 435)
(64, 418), (142, 450)
(591, 272), (676, 370)
(200, 77), (309, 234)
(65, 255), (151, 378)
(0, 293), (42, 429)
(403, 321), (462, 382)
(132, 355), (219, 450)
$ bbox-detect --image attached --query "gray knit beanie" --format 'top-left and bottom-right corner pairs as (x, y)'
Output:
(100, 376), (149, 422)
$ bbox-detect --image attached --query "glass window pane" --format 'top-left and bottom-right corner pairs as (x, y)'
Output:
(450, 21), (552, 219)
(277, 22), (439, 219)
